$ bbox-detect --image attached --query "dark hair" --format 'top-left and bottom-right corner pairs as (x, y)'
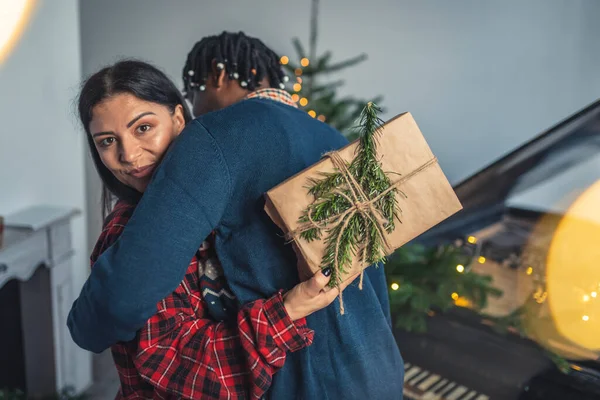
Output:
(182, 31), (287, 94)
(78, 59), (193, 218)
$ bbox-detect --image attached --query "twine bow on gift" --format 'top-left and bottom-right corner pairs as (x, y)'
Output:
(285, 149), (438, 314)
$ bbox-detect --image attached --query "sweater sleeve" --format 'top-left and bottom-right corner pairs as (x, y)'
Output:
(68, 120), (234, 353)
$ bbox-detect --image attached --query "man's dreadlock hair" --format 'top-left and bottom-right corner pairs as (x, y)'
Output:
(182, 31), (288, 96)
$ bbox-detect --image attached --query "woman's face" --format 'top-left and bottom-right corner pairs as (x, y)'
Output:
(89, 93), (185, 193)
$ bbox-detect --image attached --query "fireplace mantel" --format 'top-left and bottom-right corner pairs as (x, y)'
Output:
(0, 206), (91, 397)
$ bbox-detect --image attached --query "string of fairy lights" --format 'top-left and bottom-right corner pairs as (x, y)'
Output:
(280, 55), (326, 122)
(521, 237), (596, 324)
(580, 286), (597, 322)
(400, 233), (597, 324)
(387, 235), (487, 308)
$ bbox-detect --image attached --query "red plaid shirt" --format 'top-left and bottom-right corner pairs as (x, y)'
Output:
(92, 201), (314, 399)
(245, 88), (297, 107)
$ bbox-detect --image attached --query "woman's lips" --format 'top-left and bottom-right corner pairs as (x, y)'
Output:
(129, 164), (156, 179)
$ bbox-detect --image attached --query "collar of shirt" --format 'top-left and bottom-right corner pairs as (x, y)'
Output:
(244, 88), (297, 108)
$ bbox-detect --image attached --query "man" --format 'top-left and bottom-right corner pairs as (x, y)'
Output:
(69, 31), (404, 399)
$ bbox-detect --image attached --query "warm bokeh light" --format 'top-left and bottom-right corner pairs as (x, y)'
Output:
(451, 292), (459, 301)
(467, 236), (477, 244)
(293, 83), (302, 92)
(299, 97), (308, 107)
(307, 110), (316, 118)
(456, 264), (465, 273)
(317, 115), (326, 122)
(455, 296), (471, 308)
(391, 283), (399, 291)
(0, 0), (36, 64)
(291, 94), (300, 103)
(300, 57), (310, 67)
(478, 256), (486, 264)
(295, 68), (303, 76)
(280, 55), (289, 65)
(546, 179), (600, 351)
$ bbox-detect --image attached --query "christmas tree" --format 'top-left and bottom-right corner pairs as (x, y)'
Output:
(387, 241), (570, 374)
(280, 0), (382, 137)
(386, 243), (503, 332)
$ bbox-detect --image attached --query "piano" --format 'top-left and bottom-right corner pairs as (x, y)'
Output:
(397, 99), (600, 399)
(404, 362), (490, 400)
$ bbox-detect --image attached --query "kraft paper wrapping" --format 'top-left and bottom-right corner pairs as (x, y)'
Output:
(265, 112), (462, 283)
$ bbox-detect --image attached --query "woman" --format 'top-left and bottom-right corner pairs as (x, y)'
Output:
(79, 59), (356, 399)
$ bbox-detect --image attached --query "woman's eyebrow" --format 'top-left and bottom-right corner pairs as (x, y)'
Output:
(92, 111), (157, 137)
(127, 111), (156, 128)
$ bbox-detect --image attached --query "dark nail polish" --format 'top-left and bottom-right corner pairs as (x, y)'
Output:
(322, 268), (332, 277)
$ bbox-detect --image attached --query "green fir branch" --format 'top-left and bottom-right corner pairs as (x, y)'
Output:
(320, 213), (364, 284)
(306, 171), (345, 198)
(298, 103), (399, 285)
(320, 54), (368, 74)
(310, 80), (345, 95)
(291, 37), (307, 60)
(299, 188), (352, 242)
(386, 244), (502, 333)
(315, 50), (333, 70)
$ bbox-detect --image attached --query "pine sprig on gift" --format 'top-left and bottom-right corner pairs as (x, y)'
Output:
(307, 171), (345, 198)
(299, 190), (351, 241)
(353, 104), (405, 232)
(320, 213), (363, 284)
(298, 103), (400, 286)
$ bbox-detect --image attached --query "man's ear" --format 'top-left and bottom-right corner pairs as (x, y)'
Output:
(211, 59), (226, 88)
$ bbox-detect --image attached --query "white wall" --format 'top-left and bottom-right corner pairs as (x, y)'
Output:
(0, 0), (91, 388)
(79, 0), (600, 250)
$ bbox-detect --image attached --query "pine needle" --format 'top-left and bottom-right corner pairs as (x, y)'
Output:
(298, 102), (401, 287)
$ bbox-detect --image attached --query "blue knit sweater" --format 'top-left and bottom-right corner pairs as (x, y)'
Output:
(68, 98), (404, 399)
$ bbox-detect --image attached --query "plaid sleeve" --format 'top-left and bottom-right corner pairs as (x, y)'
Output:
(237, 291), (314, 398)
(134, 277), (314, 399)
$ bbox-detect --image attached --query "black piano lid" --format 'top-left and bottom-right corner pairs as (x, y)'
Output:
(416, 97), (600, 244)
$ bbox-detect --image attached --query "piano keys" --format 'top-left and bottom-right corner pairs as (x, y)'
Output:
(404, 362), (490, 400)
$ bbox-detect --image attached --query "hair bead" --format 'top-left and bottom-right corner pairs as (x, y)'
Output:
(183, 31), (287, 92)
